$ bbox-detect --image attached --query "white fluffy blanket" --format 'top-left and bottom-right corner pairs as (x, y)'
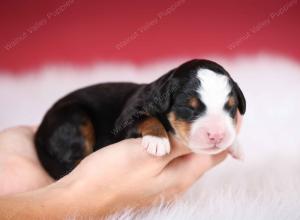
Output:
(1, 55), (300, 219)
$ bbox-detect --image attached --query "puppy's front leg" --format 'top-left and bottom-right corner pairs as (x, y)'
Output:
(138, 117), (170, 156)
(229, 139), (244, 160)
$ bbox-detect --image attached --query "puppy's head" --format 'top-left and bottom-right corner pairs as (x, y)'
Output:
(165, 59), (246, 154)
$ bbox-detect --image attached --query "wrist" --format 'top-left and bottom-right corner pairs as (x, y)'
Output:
(51, 173), (118, 218)
(0, 174), (115, 219)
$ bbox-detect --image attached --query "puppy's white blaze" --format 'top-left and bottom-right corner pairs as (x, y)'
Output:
(197, 69), (231, 113)
(189, 68), (236, 154)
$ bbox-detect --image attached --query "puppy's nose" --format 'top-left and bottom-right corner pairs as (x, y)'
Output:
(207, 132), (224, 144)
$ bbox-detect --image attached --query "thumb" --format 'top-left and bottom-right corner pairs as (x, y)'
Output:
(159, 151), (228, 190)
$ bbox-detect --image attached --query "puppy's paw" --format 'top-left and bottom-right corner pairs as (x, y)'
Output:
(142, 135), (170, 156)
(229, 141), (245, 160)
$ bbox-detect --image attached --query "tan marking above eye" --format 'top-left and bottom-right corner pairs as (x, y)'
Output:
(188, 97), (199, 109)
(168, 112), (191, 144)
(227, 96), (236, 107)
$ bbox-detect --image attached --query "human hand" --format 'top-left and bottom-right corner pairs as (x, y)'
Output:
(0, 112), (242, 218)
(60, 135), (228, 217)
(0, 126), (54, 195)
(0, 129), (226, 219)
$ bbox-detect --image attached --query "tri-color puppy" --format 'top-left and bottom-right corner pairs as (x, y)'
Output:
(35, 59), (246, 180)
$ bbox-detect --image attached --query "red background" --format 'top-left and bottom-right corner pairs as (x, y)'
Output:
(0, 0), (299, 73)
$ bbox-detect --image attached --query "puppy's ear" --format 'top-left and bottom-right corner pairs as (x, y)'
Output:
(146, 69), (179, 114)
(233, 81), (246, 115)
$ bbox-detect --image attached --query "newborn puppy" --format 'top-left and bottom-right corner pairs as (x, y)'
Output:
(35, 59), (246, 179)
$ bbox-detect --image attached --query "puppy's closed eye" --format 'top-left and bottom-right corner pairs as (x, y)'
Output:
(175, 106), (194, 121)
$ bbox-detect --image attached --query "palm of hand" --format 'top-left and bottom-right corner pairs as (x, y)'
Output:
(0, 126), (54, 195)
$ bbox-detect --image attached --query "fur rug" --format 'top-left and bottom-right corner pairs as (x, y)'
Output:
(1, 55), (300, 219)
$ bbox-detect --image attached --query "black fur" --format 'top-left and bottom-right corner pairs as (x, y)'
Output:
(35, 59), (246, 179)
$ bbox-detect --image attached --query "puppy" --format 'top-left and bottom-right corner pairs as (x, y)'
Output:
(35, 59), (246, 179)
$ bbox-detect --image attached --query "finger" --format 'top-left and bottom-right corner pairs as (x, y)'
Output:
(0, 126), (36, 153)
(159, 151), (228, 192)
(106, 134), (190, 161)
(30, 125), (38, 133)
(89, 136), (190, 176)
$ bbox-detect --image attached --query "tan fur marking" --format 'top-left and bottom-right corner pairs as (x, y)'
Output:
(227, 96), (235, 107)
(168, 112), (191, 143)
(138, 117), (168, 138)
(80, 120), (95, 156)
(189, 97), (199, 109)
